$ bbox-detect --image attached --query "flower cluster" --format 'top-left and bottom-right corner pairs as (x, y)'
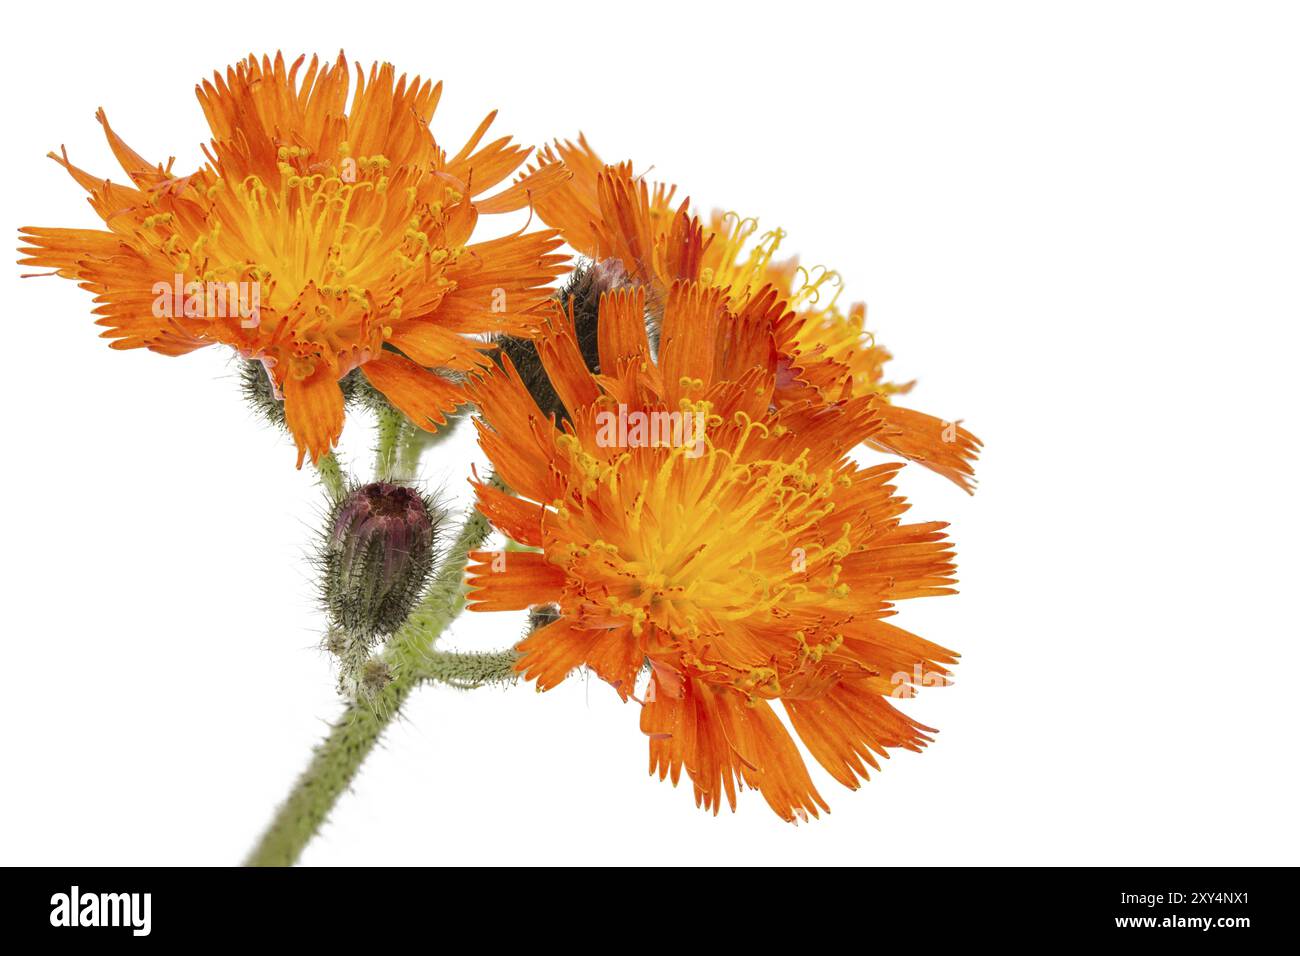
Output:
(20, 53), (978, 828)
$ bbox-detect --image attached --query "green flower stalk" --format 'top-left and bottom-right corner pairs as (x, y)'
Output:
(246, 472), (513, 867)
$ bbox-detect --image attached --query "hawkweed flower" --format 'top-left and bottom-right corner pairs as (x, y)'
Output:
(512, 138), (981, 490)
(19, 52), (568, 465)
(466, 281), (959, 820)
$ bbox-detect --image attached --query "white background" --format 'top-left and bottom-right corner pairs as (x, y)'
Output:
(1, 1), (1296, 866)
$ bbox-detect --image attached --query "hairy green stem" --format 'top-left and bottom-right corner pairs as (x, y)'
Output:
(244, 485), (500, 867)
(394, 421), (421, 481)
(243, 669), (417, 868)
(314, 451), (345, 501)
(374, 405), (405, 481)
(415, 648), (519, 689)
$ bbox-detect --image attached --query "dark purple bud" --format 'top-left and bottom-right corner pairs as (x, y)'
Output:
(321, 482), (440, 639)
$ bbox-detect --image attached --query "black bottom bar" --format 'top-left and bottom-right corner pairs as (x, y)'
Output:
(5, 866), (1285, 941)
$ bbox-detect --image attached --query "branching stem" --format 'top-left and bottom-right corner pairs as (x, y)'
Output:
(244, 475), (503, 867)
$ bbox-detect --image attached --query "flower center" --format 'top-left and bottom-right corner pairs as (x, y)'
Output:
(149, 143), (468, 383)
(553, 414), (854, 644)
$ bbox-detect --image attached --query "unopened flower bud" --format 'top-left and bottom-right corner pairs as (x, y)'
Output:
(321, 482), (440, 639)
(496, 257), (637, 423)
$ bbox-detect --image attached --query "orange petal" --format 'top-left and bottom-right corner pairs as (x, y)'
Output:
(465, 550), (566, 612)
(473, 482), (546, 548)
(514, 617), (602, 691)
(659, 281), (724, 404)
(715, 692), (829, 822)
(536, 301), (601, 414)
(475, 162), (574, 214)
(867, 399), (982, 493)
(785, 680), (935, 790)
(466, 352), (563, 503)
(360, 351), (463, 432)
(388, 322), (493, 371)
(596, 285), (651, 374)
(283, 366), (345, 468)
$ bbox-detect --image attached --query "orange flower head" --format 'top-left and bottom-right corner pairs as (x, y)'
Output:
(466, 280), (960, 821)
(19, 52), (568, 465)
(512, 136), (981, 491)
